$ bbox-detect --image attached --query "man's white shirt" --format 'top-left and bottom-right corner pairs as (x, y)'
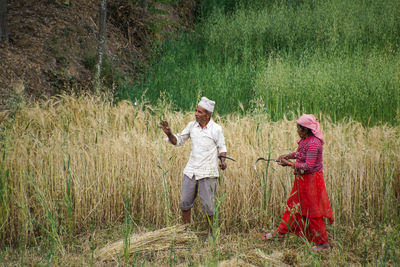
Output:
(166, 120), (227, 180)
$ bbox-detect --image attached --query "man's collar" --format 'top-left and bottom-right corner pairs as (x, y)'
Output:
(195, 119), (213, 128)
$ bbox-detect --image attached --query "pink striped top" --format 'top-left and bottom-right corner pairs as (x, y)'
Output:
(289, 136), (323, 174)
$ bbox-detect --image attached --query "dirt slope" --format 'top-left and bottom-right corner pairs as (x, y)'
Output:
(0, 0), (195, 110)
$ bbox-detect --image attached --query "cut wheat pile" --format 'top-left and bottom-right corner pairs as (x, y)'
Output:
(95, 224), (198, 262)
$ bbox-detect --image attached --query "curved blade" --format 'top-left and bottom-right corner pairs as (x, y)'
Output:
(218, 155), (236, 162)
(253, 157), (277, 173)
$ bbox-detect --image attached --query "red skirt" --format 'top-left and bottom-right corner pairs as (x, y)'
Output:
(277, 172), (333, 244)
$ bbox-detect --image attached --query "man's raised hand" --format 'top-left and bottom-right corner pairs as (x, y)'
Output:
(159, 121), (172, 135)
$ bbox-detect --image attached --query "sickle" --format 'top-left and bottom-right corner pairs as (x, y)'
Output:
(218, 155), (236, 162)
(253, 157), (278, 173)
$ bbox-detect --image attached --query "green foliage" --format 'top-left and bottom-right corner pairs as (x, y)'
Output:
(83, 54), (123, 91)
(117, 0), (400, 125)
(63, 155), (74, 238)
(196, 0), (268, 18)
(203, 0), (400, 57)
(253, 51), (400, 124)
(0, 151), (10, 241)
(48, 71), (78, 95)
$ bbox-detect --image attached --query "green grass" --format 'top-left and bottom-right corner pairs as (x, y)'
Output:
(117, 0), (400, 125)
(253, 51), (400, 124)
(2, 223), (400, 266)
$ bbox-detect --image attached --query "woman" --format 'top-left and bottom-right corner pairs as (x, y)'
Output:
(262, 114), (333, 251)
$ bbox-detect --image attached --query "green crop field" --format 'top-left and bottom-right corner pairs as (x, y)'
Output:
(118, 0), (400, 126)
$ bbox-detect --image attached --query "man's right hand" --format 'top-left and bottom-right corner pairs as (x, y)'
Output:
(159, 120), (177, 145)
(159, 121), (172, 135)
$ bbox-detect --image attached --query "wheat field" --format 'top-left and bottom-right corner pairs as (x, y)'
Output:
(0, 95), (399, 247)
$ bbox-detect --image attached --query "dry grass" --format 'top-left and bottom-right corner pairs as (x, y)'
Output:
(0, 94), (399, 250)
(95, 224), (198, 262)
(0, 222), (399, 266)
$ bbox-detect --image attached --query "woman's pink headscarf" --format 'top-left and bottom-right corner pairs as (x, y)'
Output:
(297, 114), (324, 144)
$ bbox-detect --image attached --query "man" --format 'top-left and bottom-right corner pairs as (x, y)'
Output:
(159, 96), (227, 240)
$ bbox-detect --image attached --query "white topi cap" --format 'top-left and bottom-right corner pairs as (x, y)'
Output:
(198, 96), (215, 113)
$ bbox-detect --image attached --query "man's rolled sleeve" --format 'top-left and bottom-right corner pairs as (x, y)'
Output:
(216, 128), (227, 153)
(164, 122), (191, 146)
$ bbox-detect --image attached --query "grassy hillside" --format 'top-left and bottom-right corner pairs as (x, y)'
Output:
(0, 0), (196, 111)
(118, 0), (400, 125)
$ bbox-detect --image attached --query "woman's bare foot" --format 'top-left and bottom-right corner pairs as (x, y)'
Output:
(312, 242), (330, 251)
(261, 232), (285, 241)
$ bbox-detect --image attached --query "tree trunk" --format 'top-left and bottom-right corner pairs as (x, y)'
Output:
(94, 0), (107, 94)
(0, 0), (8, 42)
(141, 0), (148, 10)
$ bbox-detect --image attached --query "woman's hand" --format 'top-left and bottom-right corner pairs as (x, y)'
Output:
(278, 154), (290, 164)
(278, 158), (294, 168)
(278, 158), (289, 166)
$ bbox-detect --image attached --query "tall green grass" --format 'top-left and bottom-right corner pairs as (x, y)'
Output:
(254, 51), (400, 123)
(117, 0), (400, 125)
(203, 0), (400, 57)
